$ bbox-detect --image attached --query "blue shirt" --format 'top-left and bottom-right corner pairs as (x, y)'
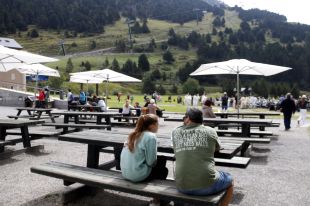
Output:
(120, 131), (157, 182)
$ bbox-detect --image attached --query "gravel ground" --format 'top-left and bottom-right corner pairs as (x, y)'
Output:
(0, 106), (310, 206)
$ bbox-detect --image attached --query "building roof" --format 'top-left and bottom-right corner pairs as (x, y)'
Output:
(0, 37), (23, 49)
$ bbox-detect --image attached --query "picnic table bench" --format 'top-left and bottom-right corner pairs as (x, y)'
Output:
(0, 119), (44, 152)
(42, 123), (112, 134)
(31, 130), (247, 205)
(31, 161), (227, 206)
(10, 107), (57, 123)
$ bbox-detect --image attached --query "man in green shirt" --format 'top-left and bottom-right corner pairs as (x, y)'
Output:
(171, 108), (233, 206)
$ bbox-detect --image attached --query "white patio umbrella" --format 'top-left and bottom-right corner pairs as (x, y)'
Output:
(0, 45), (58, 71)
(69, 75), (103, 93)
(190, 59), (292, 113)
(16, 63), (60, 97)
(70, 69), (141, 105)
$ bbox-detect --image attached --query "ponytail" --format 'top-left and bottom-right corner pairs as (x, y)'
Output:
(127, 114), (158, 152)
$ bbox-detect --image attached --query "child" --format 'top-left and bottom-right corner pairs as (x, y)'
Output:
(120, 114), (168, 206)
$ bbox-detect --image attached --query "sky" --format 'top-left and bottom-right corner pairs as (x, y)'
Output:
(221, 0), (310, 25)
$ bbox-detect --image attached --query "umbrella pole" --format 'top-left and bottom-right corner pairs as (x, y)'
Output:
(105, 74), (109, 107)
(237, 71), (240, 115)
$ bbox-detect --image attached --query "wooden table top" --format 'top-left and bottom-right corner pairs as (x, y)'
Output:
(59, 130), (243, 159)
(164, 117), (273, 124)
(0, 119), (45, 126)
(16, 107), (53, 112)
(52, 111), (120, 116)
(214, 112), (280, 116)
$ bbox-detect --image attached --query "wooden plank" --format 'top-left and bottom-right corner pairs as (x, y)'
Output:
(42, 123), (111, 129)
(31, 161), (226, 205)
(216, 130), (273, 137)
(59, 131), (241, 159)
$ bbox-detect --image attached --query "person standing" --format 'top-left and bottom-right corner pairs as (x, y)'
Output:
(297, 95), (308, 126)
(280, 93), (296, 130)
(221, 92), (228, 111)
(67, 89), (74, 110)
(171, 108), (233, 206)
(201, 92), (208, 106)
(37, 89), (45, 108)
(184, 93), (192, 111)
(192, 94), (200, 108)
(44, 88), (50, 108)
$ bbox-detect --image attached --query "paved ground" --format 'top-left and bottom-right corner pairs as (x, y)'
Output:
(0, 106), (310, 206)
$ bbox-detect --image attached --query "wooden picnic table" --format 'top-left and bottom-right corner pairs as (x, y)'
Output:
(68, 104), (102, 112)
(12, 107), (56, 123)
(0, 119), (44, 152)
(52, 111), (119, 125)
(59, 130), (244, 169)
(164, 117), (274, 137)
(214, 112), (280, 119)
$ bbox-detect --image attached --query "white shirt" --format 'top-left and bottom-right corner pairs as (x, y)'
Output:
(67, 92), (72, 101)
(98, 99), (106, 112)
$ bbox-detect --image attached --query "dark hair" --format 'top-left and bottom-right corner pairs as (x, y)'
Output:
(204, 99), (212, 107)
(185, 108), (203, 124)
(68, 89), (71, 92)
(128, 114), (158, 152)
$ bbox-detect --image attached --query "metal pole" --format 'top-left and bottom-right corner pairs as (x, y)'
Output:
(237, 71), (240, 114)
(105, 74), (109, 107)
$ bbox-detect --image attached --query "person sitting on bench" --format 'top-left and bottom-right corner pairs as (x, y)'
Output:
(97, 97), (107, 112)
(120, 114), (168, 206)
(171, 108), (233, 206)
(122, 99), (134, 117)
(202, 99), (216, 118)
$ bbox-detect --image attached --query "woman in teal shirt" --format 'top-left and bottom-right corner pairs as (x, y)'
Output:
(120, 114), (168, 182)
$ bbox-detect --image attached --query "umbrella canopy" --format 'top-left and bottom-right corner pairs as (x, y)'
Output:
(16, 63), (60, 77)
(70, 69), (141, 82)
(190, 59), (292, 112)
(70, 69), (141, 106)
(0, 45), (58, 71)
(70, 75), (102, 84)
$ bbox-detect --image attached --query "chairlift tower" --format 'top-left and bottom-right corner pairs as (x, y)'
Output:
(125, 19), (135, 52)
(58, 39), (66, 56)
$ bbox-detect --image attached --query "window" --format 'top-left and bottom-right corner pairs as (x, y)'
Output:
(11, 73), (16, 80)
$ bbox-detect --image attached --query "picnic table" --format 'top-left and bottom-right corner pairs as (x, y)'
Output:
(8, 107), (56, 123)
(52, 111), (119, 125)
(68, 104), (102, 112)
(0, 119), (44, 152)
(214, 111), (280, 119)
(164, 117), (274, 137)
(59, 130), (244, 169)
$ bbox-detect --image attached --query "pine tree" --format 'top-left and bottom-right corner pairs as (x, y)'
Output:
(163, 50), (175, 64)
(65, 58), (74, 74)
(138, 54), (150, 71)
(111, 58), (120, 72)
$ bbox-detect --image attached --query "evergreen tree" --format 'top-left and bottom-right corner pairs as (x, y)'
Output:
(142, 76), (156, 94)
(84, 61), (92, 71)
(163, 50), (175, 64)
(103, 57), (109, 68)
(157, 84), (166, 95)
(111, 58), (120, 72)
(29, 29), (39, 38)
(182, 78), (199, 95)
(89, 40), (97, 50)
(170, 84), (178, 94)
(150, 69), (161, 80)
(65, 58), (74, 74)
(141, 21), (150, 33)
(138, 54), (150, 71)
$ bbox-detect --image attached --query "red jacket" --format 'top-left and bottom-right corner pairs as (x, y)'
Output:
(38, 91), (45, 101)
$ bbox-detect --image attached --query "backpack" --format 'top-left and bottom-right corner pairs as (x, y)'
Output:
(79, 92), (86, 102)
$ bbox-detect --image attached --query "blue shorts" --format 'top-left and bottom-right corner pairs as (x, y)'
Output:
(178, 171), (233, 196)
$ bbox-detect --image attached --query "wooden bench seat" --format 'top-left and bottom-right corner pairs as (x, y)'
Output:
(42, 123), (111, 130)
(7, 115), (35, 119)
(31, 161), (227, 205)
(216, 129), (273, 137)
(6, 130), (61, 138)
(101, 147), (250, 168)
(216, 123), (280, 128)
(220, 137), (270, 144)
